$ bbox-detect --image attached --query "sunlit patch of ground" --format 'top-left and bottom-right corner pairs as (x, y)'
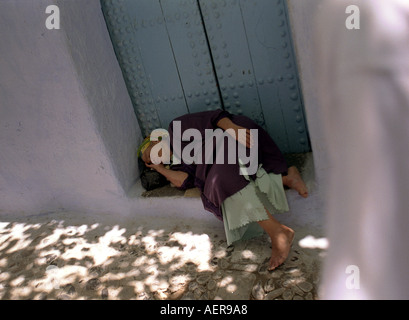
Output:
(0, 211), (325, 300)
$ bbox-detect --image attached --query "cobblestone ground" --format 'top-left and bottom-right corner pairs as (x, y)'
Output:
(0, 212), (324, 300)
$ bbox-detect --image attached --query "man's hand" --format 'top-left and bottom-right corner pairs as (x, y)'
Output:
(217, 117), (254, 148)
(145, 162), (165, 171)
(228, 124), (254, 149)
(145, 162), (188, 188)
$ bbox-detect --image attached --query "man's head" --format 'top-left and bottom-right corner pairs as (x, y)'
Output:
(138, 128), (173, 165)
(141, 140), (159, 164)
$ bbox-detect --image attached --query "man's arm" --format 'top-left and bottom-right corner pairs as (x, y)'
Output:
(216, 117), (254, 148)
(145, 163), (188, 188)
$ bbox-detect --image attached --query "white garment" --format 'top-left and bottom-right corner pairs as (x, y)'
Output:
(315, 0), (409, 299)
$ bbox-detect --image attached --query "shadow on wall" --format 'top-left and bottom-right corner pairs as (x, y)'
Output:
(0, 211), (323, 300)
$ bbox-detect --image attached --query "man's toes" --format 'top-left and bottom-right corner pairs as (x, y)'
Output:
(268, 261), (278, 271)
(300, 191), (309, 198)
(268, 256), (285, 271)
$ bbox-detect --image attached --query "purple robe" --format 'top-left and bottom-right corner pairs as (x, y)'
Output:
(168, 110), (288, 220)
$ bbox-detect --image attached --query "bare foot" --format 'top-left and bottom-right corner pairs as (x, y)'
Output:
(268, 226), (295, 271)
(283, 166), (309, 198)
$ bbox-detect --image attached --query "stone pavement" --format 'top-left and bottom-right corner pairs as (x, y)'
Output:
(0, 205), (325, 300)
(179, 234), (322, 300)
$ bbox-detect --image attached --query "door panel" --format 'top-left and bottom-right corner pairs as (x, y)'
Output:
(200, 0), (309, 152)
(198, 0), (266, 126)
(101, 0), (188, 133)
(159, 0), (222, 114)
(240, 0), (310, 151)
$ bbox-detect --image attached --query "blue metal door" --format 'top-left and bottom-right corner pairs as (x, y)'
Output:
(101, 0), (310, 153)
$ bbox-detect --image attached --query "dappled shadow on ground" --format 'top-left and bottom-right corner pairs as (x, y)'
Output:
(0, 211), (325, 300)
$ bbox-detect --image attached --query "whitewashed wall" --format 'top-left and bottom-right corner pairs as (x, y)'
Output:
(286, 0), (328, 188)
(312, 0), (409, 299)
(0, 0), (141, 215)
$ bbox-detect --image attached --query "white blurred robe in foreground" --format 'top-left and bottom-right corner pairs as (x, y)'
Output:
(315, 0), (409, 299)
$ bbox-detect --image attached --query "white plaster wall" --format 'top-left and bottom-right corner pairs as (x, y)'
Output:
(56, 0), (141, 193)
(0, 0), (141, 215)
(315, 0), (409, 299)
(286, 0), (328, 188)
